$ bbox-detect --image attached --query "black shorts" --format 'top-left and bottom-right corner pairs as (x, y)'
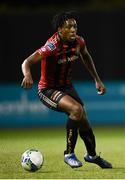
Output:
(38, 85), (83, 112)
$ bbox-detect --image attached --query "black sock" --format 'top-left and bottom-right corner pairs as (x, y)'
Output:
(64, 118), (80, 154)
(79, 127), (96, 156)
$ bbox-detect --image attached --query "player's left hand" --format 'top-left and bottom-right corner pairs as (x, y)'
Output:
(95, 81), (106, 95)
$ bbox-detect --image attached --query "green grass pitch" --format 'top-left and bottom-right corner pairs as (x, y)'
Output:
(0, 126), (125, 179)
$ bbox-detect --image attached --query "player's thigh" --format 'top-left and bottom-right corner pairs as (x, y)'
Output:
(63, 85), (83, 106)
(38, 88), (82, 114)
(58, 94), (83, 114)
(38, 88), (66, 111)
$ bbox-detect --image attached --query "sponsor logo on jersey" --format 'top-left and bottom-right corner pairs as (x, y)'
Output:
(57, 55), (79, 64)
(57, 49), (71, 56)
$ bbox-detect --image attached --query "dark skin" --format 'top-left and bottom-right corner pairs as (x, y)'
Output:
(21, 18), (106, 130)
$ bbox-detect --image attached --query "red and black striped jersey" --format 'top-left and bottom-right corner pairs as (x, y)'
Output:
(37, 32), (86, 89)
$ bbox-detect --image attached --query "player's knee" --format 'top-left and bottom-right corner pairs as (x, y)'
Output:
(69, 104), (83, 120)
(82, 108), (88, 121)
(80, 107), (91, 130)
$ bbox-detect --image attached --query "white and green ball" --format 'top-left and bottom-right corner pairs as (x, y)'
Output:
(21, 149), (44, 172)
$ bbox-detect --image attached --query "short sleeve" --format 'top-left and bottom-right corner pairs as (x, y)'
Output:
(36, 42), (56, 57)
(78, 36), (86, 49)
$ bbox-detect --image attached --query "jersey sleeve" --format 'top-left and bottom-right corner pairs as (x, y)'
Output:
(77, 36), (86, 50)
(36, 41), (56, 57)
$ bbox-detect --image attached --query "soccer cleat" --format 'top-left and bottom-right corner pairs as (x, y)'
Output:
(84, 153), (112, 168)
(64, 153), (83, 168)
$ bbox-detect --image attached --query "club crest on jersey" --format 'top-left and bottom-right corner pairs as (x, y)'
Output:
(47, 43), (56, 51)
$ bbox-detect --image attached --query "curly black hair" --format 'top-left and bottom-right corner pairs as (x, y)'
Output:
(52, 11), (78, 31)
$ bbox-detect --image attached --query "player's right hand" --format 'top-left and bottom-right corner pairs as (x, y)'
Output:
(21, 76), (33, 89)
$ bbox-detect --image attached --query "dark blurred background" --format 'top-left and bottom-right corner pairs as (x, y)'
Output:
(0, 0), (125, 83)
(0, 0), (125, 128)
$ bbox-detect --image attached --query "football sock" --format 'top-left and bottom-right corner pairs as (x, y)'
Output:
(64, 118), (79, 154)
(79, 127), (96, 156)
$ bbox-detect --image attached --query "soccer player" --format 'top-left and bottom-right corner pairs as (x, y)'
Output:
(21, 11), (112, 169)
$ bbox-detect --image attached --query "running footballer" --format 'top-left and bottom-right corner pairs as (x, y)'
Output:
(21, 11), (112, 169)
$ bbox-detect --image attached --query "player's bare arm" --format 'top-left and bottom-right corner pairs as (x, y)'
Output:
(21, 51), (41, 89)
(80, 46), (106, 95)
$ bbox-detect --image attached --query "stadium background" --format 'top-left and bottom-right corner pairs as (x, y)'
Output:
(0, 0), (125, 128)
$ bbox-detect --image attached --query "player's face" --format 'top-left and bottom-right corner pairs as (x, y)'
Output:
(59, 19), (77, 41)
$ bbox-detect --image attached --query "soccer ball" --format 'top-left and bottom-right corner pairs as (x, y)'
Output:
(21, 149), (44, 172)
